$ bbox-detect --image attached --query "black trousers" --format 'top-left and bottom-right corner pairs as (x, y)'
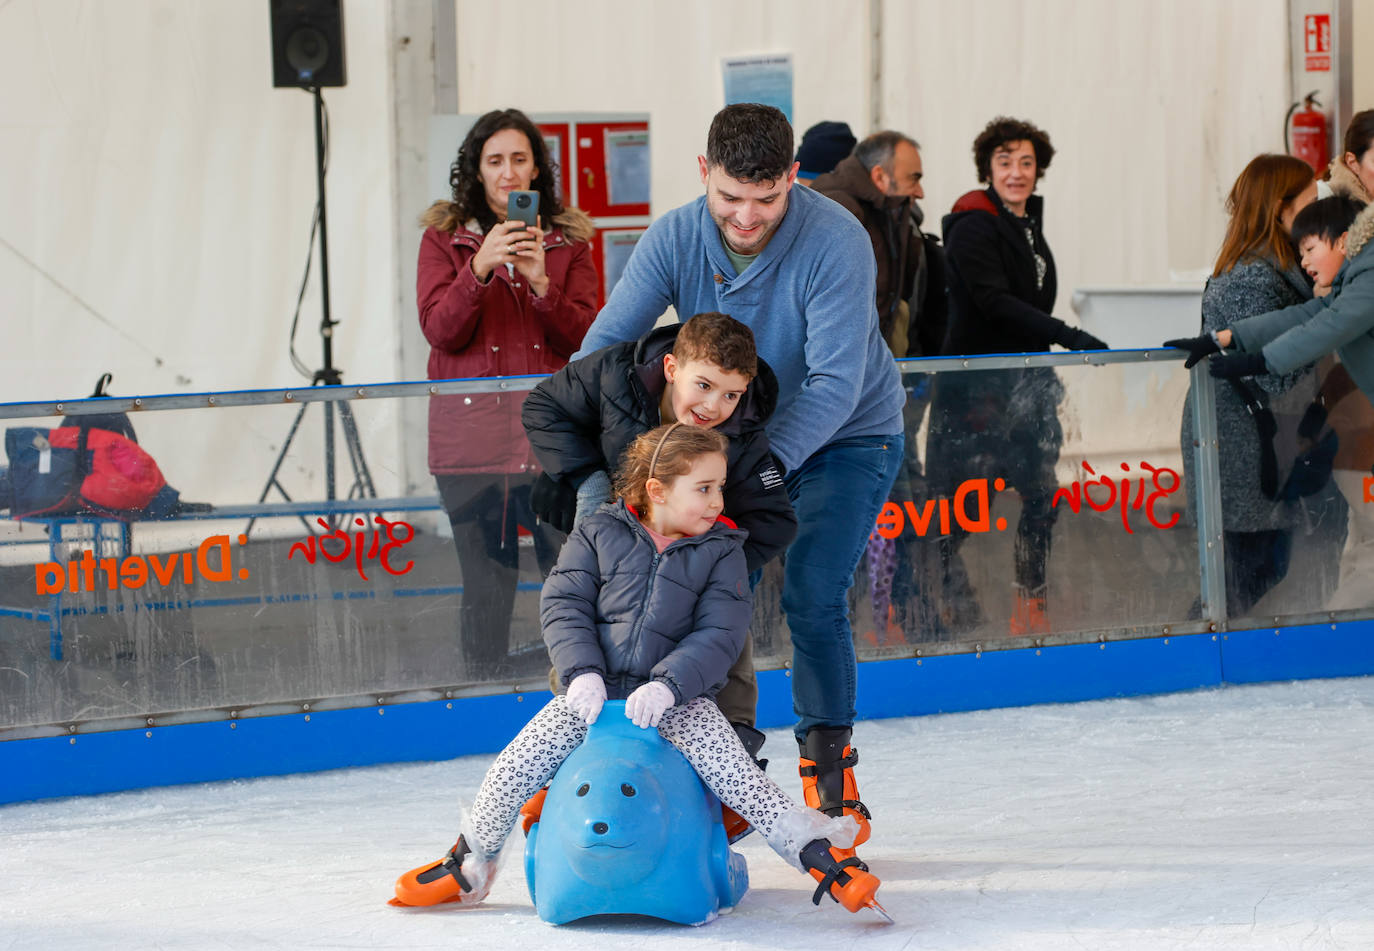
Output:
(925, 369), (1064, 624)
(435, 473), (561, 679)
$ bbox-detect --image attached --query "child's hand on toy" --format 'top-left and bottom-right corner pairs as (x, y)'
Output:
(625, 681), (675, 728)
(566, 672), (607, 724)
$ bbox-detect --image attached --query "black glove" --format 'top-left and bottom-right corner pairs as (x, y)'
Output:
(1163, 334), (1221, 369)
(530, 472), (577, 534)
(1208, 351), (1269, 379)
(1061, 327), (1109, 351)
(1298, 400), (1329, 440)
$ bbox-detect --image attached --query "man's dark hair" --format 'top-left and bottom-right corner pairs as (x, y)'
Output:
(1292, 194), (1366, 246)
(972, 116), (1055, 184)
(706, 103), (794, 184)
(854, 130), (920, 174)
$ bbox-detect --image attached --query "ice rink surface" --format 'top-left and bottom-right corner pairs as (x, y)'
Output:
(3, 676), (1372, 950)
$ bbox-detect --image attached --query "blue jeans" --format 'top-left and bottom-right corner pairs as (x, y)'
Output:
(781, 433), (904, 739)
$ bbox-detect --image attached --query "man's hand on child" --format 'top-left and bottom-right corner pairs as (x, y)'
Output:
(531, 473), (578, 534)
(625, 681), (675, 729)
(566, 672), (607, 724)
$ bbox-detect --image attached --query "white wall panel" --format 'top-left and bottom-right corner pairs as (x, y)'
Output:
(882, 0), (1291, 317)
(447, 0), (871, 216)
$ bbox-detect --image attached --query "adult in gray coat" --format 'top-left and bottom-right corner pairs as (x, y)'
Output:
(1168, 154), (1318, 616)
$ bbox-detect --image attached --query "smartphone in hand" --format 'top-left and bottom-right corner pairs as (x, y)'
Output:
(506, 190), (540, 229)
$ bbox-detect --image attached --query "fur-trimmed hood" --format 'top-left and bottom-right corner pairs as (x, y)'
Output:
(1345, 200), (1374, 258)
(418, 201), (595, 243)
(1325, 157), (1373, 203)
(1323, 158), (1374, 257)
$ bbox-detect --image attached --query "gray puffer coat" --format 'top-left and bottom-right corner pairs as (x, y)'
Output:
(541, 499), (751, 704)
(1181, 256), (1315, 532)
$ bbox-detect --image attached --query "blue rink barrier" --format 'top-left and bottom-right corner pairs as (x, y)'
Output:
(4, 620), (1373, 805)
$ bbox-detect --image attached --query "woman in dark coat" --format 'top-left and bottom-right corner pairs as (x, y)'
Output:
(924, 116), (1107, 637)
(418, 108), (598, 679)
(1174, 154), (1320, 616)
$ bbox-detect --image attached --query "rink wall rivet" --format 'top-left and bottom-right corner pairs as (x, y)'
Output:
(516, 695), (524, 702)
(133, 398), (143, 407)
(378, 708), (385, 716)
(230, 723), (237, 730)
(429, 385), (438, 394)
(207, 396), (216, 405)
(230, 710), (238, 718)
(145, 731), (152, 738)
(356, 388), (365, 397)
(445, 691), (452, 699)
(302, 703), (310, 711)
(446, 702), (452, 709)
(56, 404), (64, 413)
(376, 697), (384, 704)
(1163, 638), (1170, 645)
(147, 718), (154, 726)
(304, 715), (311, 722)
(1100, 644), (1106, 650)
(285, 393), (295, 402)
(69, 738), (76, 745)
(916, 659), (922, 666)
(68, 725), (76, 733)
(1035, 649), (1041, 656)
(1331, 624), (1337, 630)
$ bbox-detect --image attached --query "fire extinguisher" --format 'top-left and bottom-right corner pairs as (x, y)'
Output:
(1286, 91), (1330, 174)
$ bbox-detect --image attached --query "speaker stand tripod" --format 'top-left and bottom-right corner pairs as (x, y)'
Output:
(252, 85), (375, 534)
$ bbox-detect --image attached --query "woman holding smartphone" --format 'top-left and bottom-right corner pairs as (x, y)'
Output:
(418, 107), (597, 680)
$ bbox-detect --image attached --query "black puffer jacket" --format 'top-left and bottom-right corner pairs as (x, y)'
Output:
(521, 324), (796, 572)
(941, 187), (1076, 355)
(542, 500), (751, 703)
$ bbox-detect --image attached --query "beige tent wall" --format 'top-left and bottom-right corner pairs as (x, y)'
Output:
(884, 0), (1290, 305)
(0, 0), (404, 500)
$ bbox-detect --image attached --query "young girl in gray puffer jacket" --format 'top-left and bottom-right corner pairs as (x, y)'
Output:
(392, 424), (884, 917)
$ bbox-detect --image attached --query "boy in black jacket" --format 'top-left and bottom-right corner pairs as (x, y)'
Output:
(521, 312), (796, 766)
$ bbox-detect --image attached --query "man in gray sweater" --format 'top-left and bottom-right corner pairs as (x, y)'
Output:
(573, 103), (905, 850)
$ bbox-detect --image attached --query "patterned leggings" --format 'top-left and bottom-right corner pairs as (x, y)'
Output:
(468, 695), (797, 860)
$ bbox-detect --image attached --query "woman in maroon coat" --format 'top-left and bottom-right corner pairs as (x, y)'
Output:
(418, 108), (597, 679)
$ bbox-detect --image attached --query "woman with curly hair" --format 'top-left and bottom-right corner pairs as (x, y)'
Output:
(925, 116), (1108, 637)
(418, 108), (598, 679)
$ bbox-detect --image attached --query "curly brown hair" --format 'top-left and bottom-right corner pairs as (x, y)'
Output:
(973, 116), (1055, 184)
(421, 108), (565, 234)
(673, 313), (758, 379)
(614, 423), (728, 515)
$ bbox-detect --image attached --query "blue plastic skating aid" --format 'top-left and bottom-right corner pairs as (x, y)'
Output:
(523, 700), (749, 925)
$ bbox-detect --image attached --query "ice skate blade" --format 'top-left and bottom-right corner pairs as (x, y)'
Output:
(865, 898), (894, 923)
(387, 894), (465, 907)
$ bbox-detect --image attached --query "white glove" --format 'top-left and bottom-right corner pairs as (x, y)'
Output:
(624, 681), (676, 729)
(565, 672), (606, 724)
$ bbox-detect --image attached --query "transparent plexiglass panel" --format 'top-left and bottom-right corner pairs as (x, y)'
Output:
(0, 384), (554, 734)
(816, 355), (1201, 666)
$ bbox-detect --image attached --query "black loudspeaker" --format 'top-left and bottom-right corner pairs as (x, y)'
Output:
(270, 0), (347, 88)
